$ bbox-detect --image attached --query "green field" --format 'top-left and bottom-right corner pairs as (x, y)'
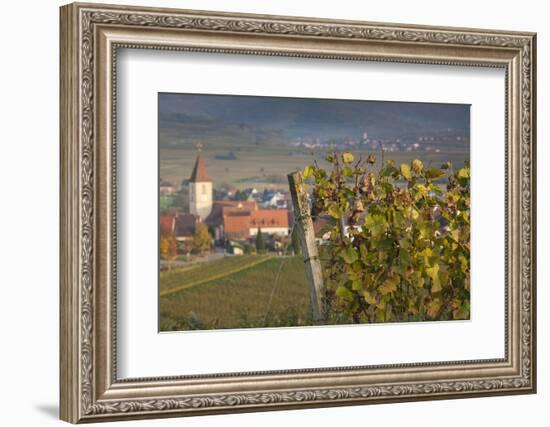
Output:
(159, 255), (316, 331)
(160, 144), (312, 191)
(160, 144), (468, 192)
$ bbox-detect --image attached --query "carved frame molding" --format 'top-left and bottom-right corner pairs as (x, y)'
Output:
(60, 2), (536, 423)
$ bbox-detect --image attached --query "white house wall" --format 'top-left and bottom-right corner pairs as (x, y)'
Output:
(249, 227), (289, 236)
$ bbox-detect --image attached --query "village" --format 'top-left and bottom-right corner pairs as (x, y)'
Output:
(159, 148), (296, 265)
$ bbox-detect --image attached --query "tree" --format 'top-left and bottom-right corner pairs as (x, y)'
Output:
(160, 236), (170, 259)
(168, 234), (178, 258)
(163, 235), (178, 270)
(255, 227), (266, 253)
(192, 223), (213, 255)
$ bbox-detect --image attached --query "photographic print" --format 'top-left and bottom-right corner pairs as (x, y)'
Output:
(158, 93), (470, 332)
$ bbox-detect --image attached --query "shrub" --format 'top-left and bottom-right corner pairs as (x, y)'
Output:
(192, 223), (213, 255)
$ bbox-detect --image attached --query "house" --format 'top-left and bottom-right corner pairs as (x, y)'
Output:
(159, 215), (175, 236)
(174, 213), (200, 242)
(249, 210), (289, 236)
(159, 179), (177, 195)
(205, 200), (257, 241)
(203, 200), (291, 241)
(183, 149), (292, 243)
(222, 214), (250, 240)
(260, 190), (285, 208)
(225, 240), (245, 256)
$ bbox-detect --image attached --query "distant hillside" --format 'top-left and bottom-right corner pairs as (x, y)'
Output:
(159, 112), (286, 148)
(159, 92), (470, 149)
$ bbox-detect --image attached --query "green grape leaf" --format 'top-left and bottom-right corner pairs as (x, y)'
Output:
(343, 166), (354, 177)
(335, 286), (354, 301)
(327, 203), (341, 219)
(351, 280), (363, 291)
(425, 168), (446, 179)
(340, 246), (359, 264)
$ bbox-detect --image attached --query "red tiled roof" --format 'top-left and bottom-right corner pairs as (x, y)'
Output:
(159, 215), (175, 235)
(250, 210), (289, 229)
(223, 214), (250, 239)
(189, 153), (212, 182)
(222, 206), (251, 217)
(205, 200), (258, 225)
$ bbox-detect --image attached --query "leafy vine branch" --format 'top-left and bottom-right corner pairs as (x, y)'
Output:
(303, 152), (470, 323)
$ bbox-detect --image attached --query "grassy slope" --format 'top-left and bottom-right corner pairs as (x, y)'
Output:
(159, 255), (313, 331)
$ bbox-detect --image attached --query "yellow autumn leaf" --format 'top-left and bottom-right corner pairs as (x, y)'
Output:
(412, 159), (423, 173)
(363, 291), (377, 305)
(342, 152), (354, 164)
(426, 264), (441, 293)
(426, 298), (442, 318)
(378, 275), (399, 295)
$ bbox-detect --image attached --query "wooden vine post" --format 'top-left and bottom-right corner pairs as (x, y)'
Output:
(288, 172), (326, 321)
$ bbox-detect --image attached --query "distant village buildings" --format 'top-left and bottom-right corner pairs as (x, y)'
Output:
(211, 201), (290, 241)
(159, 179), (177, 195)
(160, 148), (291, 250)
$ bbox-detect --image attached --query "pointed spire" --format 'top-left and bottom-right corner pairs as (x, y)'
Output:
(189, 145), (212, 182)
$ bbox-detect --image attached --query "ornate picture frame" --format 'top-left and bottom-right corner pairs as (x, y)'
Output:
(60, 2), (536, 423)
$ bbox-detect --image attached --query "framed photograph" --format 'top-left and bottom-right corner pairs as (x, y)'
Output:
(60, 2), (537, 423)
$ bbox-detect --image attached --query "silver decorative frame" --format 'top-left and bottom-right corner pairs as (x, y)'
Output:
(60, 2), (536, 423)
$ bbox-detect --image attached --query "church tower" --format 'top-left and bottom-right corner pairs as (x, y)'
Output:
(188, 145), (213, 220)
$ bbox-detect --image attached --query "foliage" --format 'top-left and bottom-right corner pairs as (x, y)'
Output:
(168, 235), (178, 258)
(160, 234), (178, 260)
(180, 240), (193, 256)
(160, 235), (170, 259)
(192, 223), (213, 255)
(304, 151), (470, 323)
(243, 243), (256, 254)
(159, 194), (175, 210)
(255, 227), (267, 253)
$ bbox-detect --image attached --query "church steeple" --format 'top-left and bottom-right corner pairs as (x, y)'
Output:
(188, 144), (213, 220)
(189, 144), (212, 183)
